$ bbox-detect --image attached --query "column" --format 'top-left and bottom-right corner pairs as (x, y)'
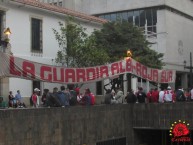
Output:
(181, 72), (188, 89)
(123, 73), (128, 95)
(146, 81), (150, 92)
(131, 77), (138, 93)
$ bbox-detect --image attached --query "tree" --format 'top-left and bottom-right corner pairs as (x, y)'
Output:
(53, 18), (109, 67)
(93, 21), (164, 90)
(53, 19), (164, 91)
(93, 20), (164, 69)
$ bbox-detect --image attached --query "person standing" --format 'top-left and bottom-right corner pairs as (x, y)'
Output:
(57, 86), (70, 107)
(15, 90), (22, 107)
(136, 87), (146, 103)
(163, 86), (174, 103)
(68, 85), (77, 106)
(146, 88), (153, 103)
(8, 91), (16, 107)
(104, 89), (112, 104)
(115, 87), (124, 104)
(125, 89), (136, 103)
(159, 87), (165, 103)
(152, 88), (159, 103)
(75, 87), (83, 105)
(184, 88), (190, 101)
(32, 88), (40, 108)
(175, 86), (185, 102)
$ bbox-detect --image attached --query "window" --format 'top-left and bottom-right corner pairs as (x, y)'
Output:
(110, 13), (116, 21)
(134, 10), (140, 26)
(99, 15), (105, 19)
(31, 18), (42, 53)
(96, 8), (157, 34)
(104, 14), (111, 21)
(96, 81), (103, 95)
(32, 81), (41, 94)
(122, 12), (128, 21)
(139, 10), (146, 27)
(146, 9), (153, 26)
(152, 9), (157, 25)
(116, 13), (122, 21)
(127, 11), (133, 23)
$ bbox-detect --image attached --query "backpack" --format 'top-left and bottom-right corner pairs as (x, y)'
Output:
(50, 93), (61, 107)
(176, 90), (185, 101)
(69, 90), (77, 106)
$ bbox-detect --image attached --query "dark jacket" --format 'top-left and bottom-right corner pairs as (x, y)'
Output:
(125, 92), (136, 103)
(136, 91), (146, 103)
(57, 91), (70, 106)
(104, 93), (112, 104)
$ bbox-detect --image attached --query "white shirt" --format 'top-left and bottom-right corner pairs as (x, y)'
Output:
(159, 91), (165, 103)
(191, 89), (193, 99)
(164, 90), (173, 102)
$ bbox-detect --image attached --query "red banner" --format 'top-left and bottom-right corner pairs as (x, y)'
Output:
(0, 52), (176, 84)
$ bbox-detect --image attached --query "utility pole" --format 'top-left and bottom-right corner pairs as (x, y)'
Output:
(184, 52), (193, 87)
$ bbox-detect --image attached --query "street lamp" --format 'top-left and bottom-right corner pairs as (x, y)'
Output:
(125, 50), (133, 92)
(0, 27), (12, 52)
(4, 27), (11, 36)
(184, 52), (193, 87)
(127, 50), (132, 57)
(124, 50), (132, 60)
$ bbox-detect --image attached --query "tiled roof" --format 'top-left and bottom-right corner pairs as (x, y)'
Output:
(10, 0), (107, 24)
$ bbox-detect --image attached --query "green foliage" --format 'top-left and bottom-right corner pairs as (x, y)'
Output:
(53, 18), (109, 67)
(53, 19), (163, 69)
(93, 21), (164, 69)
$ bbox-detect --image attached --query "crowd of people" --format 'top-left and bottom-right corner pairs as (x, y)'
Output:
(104, 86), (193, 104)
(8, 90), (26, 108)
(8, 85), (95, 108)
(30, 85), (95, 108)
(7, 85), (193, 108)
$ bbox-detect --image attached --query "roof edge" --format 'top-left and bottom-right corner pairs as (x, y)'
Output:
(10, 0), (108, 24)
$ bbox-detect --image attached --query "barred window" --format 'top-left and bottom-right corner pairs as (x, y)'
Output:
(31, 18), (42, 53)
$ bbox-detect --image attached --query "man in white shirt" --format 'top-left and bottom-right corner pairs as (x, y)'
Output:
(163, 86), (174, 102)
(159, 87), (165, 103)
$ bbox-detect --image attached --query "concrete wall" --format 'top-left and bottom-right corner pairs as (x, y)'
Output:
(62, 0), (165, 15)
(0, 103), (193, 145)
(164, 9), (193, 71)
(133, 103), (193, 130)
(0, 105), (134, 145)
(62, 0), (193, 16)
(165, 0), (193, 16)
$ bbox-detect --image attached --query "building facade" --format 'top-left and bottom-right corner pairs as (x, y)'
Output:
(0, 0), (106, 103)
(52, 0), (193, 90)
